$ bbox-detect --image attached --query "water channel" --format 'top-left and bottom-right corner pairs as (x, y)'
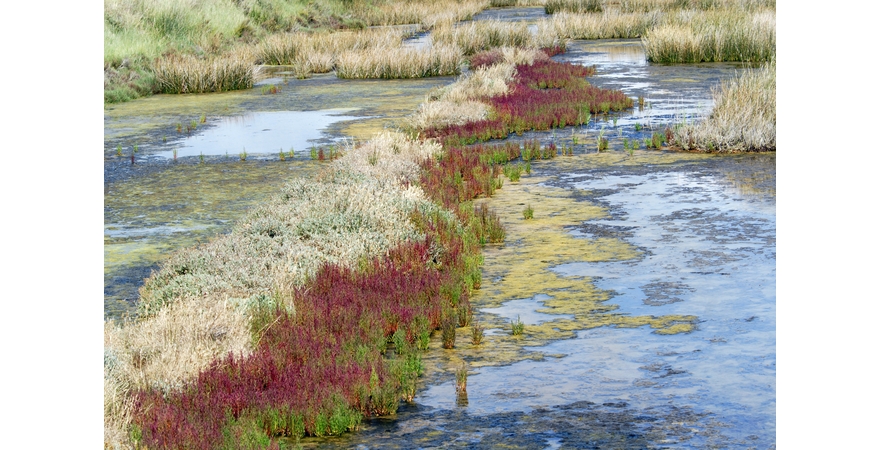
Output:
(104, 7), (775, 448)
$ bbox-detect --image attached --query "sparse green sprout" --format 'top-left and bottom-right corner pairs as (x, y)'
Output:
(288, 147), (295, 158)
(176, 123), (182, 133)
(511, 315), (525, 335)
(596, 126), (607, 153)
(190, 119), (198, 130)
(310, 146), (318, 160)
(199, 114), (206, 124)
(368, 150), (379, 166)
(116, 144), (122, 157)
(133, 143), (138, 153)
(199, 152), (205, 163)
(523, 204), (534, 220)
(240, 148), (247, 161)
(173, 148), (178, 161)
(279, 149), (286, 161)
(634, 123), (643, 132)
(613, 117), (618, 128)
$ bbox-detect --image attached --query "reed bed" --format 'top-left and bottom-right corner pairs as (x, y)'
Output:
(335, 43), (462, 78)
(259, 27), (410, 71)
(617, 0), (775, 13)
(545, 0), (604, 14)
(153, 50), (257, 94)
(432, 20), (533, 55)
(670, 61), (775, 152)
(351, 0), (489, 28)
(642, 8), (775, 63)
(540, 10), (659, 39)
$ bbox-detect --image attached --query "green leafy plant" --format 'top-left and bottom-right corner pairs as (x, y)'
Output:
(116, 144), (123, 157)
(634, 122), (643, 131)
(200, 114), (206, 124)
(240, 148), (247, 161)
(279, 149), (286, 161)
(523, 204), (534, 220)
(288, 147), (295, 158)
(511, 315), (525, 335)
(133, 143), (138, 153)
(310, 146), (318, 160)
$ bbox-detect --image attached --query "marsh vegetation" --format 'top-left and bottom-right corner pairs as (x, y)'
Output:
(105, 0), (775, 447)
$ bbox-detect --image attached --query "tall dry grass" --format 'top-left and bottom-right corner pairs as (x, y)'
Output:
(540, 10), (659, 39)
(335, 43), (463, 78)
(617, 0), (775, 13)
(259, 27), (410, 76)
(431, 20), (534, 55)
(642, 8), (775, 63)
(153, 48), (258, 94)
(351, 0), (489, 28)
(671, 61), (775, 152)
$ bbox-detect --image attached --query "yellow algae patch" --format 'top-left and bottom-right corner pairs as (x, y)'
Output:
(421, 161), (698, 375)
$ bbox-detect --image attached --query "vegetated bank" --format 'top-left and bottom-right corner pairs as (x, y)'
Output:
(104, 41), (636, 448)
(105, 0), (775, 103)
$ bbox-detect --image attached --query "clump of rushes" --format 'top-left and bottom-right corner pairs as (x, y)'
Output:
(471, 320), (484, 345)
(423, 59), (632, 147)
(199, 152), (205, 163)
(545, 0), (603, 14)
(200, 114), (206, 124)
(651, 132), (663, 149)
(279, 149), (286, 161)
(289, 147), (295, 158)
(511, 315), (525, 335)
(523, 204), (534, 220)
(176, 122), (183, 133)
(240, 148), (247, 161)
(455, 364), (468, 393)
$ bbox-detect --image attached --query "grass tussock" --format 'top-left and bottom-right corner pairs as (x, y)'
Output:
(545, 0), (604, 14)
(153, 49), (257, 94)
(541, 11), (659, 39)
(259, 27), (410, 73)
(642, 8), (775, 63)
(617, 0), (775, 13)
(432, 20), (534, 55)
(671, 61), (775, 152)
(335, 44), (462, 79)
(351, 0), (489, 29)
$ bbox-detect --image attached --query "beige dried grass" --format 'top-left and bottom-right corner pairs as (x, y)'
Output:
(672, 61), (775, 152)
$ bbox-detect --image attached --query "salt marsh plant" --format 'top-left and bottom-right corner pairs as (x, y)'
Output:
(261, 84), (281, 94)
(671, 61), (775, 152)
(115, 144), (122, 157)
(456, 364), (468, 393)
(431, 20), (533, 56)
(511, 315), (525, 335)
(642, 8), (776, 63)
(335, 44), (462, 79)
(279, 150), (286, 161)
(540, 11), (656, 39)
(239, 148), (247, 161)
(523, 204), (534, 220)
(545, 0), (604, 14)
(471, 320), (485, 345)
(153, 51), (256, 94)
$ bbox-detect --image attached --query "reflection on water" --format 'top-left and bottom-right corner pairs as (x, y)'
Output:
(156, 110), (361, 158)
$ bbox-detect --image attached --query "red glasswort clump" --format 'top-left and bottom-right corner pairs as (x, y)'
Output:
(424, 59), (632, 147)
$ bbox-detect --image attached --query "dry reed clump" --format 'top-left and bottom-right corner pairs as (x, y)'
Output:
(671, 61), (775, 152)
(431, 20), (534, 55)
(545, 0), (604, 14)
(351, 0), (489, 29)
(617, 0), (775, 13)
(540, 11), (659, 39)
(642, 8), (775, 63)
(406, 100), (492, 130)
(137, 169), (438, 315)
(104, 294), (253, 448)
(332, 131), (443, 183)
(153, 49), (257, 94)
(335, 43), (462, 79)
(259, 27), (410, 76)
